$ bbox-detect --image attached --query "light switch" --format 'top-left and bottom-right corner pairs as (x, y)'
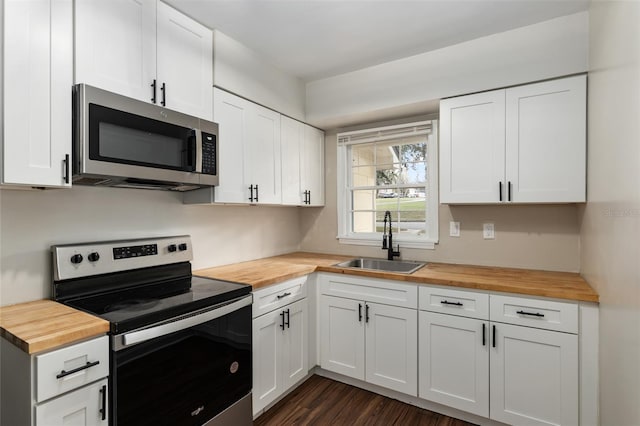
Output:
(449, 221), (460, 237)
(483, 223), (495, 239)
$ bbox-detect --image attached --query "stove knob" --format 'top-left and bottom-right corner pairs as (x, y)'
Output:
(178, 243), (188, 251)
(88, 252), (100, 262)
(70, 254), (83, 264)
(168, 244), (177, 253)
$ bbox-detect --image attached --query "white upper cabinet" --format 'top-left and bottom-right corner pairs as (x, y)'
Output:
(302, 125), (325, 206)
(440, 75), (586, 204)
(75, 0), (212, 119)
(247, 105), (282, 204)
(156, 1), (212, 119)
(2, 0), (73, 188)
(281, 116), (325, 206)
(505, 76), (586, 203)
(440, 89), (506, 203)
(75, 0), (156, 103)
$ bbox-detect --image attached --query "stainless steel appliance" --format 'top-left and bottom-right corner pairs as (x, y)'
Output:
(52, 236), (252, 426)
(73, 84), (218, 191)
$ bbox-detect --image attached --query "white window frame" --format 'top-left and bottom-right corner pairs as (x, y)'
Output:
(336, 120), (439, 249)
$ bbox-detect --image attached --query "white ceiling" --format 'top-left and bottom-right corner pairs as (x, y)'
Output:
(165, 0), (589, 82)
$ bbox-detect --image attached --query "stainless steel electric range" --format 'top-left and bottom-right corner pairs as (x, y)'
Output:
(52, 236), (252, 426)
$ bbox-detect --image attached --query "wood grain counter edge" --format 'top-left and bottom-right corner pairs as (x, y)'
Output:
(0, 300), (110, 354)
(195, 252), (599, 303)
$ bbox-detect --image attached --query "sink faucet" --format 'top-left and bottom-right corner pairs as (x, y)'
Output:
(382, 210), (401, 261)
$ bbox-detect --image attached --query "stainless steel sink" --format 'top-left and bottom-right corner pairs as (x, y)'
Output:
(334, 258), (426, 274)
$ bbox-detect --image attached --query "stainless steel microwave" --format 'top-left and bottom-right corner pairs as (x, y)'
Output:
(72, 84), (218, 191)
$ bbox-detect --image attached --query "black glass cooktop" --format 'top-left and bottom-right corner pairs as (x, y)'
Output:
(60, 268), (251, 334)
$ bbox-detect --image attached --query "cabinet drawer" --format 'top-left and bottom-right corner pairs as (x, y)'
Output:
(36, 378), (108, 425)
(318, 273), (417, 309)
(252, 276), (307, 318)
(419, 286), (489, 320)
(36, 336), (109, 403)
(490, 295), (578, 334)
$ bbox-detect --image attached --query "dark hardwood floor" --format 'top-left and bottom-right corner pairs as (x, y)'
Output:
(254, 375), (477, 426)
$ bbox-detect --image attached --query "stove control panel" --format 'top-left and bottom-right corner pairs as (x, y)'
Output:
(113, 244), (158, 260)
(52, 236), (193, 281)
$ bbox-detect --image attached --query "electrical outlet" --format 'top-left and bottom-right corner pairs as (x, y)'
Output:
(449, 221), (460, 237)
(483, 223), (495, 239)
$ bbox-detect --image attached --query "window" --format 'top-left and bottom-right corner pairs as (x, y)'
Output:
(337, 120), (438, 249)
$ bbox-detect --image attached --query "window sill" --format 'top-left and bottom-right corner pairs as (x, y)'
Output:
(337, 236), (436, 250)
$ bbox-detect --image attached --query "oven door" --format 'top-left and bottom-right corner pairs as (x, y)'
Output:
(111, 296), (252, 426)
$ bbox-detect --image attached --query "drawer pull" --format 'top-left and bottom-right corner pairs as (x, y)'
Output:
(482, 323), (486, 346)
(56, 360), (100, 379)
(516, 310), (545, 318)
(441, 300), (463, 307)
(276, 292), (292, 300)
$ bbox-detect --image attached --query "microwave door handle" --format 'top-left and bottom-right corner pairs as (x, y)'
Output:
(184, 130), (197, 172)
(194, 130), (202, 173)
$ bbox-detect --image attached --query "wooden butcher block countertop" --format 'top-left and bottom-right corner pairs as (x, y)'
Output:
(195, 252), (599, 303)
(0, 300), (110, 354)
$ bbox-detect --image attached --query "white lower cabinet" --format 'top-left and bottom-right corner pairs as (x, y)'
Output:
(318, 274), (418, 396)
(0, 335), (109, 426)
(418, 287), (580, 425)
(418, 311), (489, 417)
(35, 379), (108, 426)
(490, 323), (578, 426)
(252, 285), (309, 416)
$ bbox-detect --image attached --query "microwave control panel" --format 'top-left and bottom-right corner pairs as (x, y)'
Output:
(201, 132), (216, 175)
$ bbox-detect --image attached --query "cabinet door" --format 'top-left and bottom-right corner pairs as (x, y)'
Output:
(302, 125), (325, 206)
(75, 0), (156, 103)
(365, 303), (417, 396)
(505, 75), (586, 203)
(246, 104), (282, 204)
(319, 295), (365, 380)
(281, 116), (303, 205)
(252, 308), (283, 415)
(439, 90), (505, 203)
(156, 1), (213, 119)
(213, 88), (249, 203)
(282, 299), (309, 389)
(490, 323), (578, 426)
(35, 379), (108, 426)
(3, 0), (72, 187)
(418, 312), (489, 417)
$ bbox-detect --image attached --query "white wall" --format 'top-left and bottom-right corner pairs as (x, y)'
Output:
(306, 12), (589, 129)
(581, 2), (640, 425)
(0, 187), (301, 306)
(213, 30), (306, 121)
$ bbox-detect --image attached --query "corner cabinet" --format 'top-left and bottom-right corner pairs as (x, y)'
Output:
(75, 0), (213, 119)
(318, 273), (418, 396)
(281, 116), (325, 206)
(252, 277), (309, 416)
(1, 0), (73, 188)
(440, 74), (586, 204)
(1, 335), (110, 426)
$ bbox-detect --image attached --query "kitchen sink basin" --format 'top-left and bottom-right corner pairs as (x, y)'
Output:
(334, 258), (426, 274)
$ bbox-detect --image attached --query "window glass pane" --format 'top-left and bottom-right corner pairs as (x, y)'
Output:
(352, 190), (375, 211)
(376, 193), (399, 212)
(375, 166), (402, 186)
(401, 142), (426, 162)
(351, 143), (375, 166)
(404, 161), (427, 185)
(398, 209), (426, 236)
(352, 166), (376, 187)
(376, 141), (401, 164)
(375, 210), (398, 233)
(352, 211), (375, 233)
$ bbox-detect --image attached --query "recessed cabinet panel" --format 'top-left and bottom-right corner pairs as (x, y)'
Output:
(440, 90), (506, 203)
(156, 1), (213, 119)
(281, 116), (304, 205)
(247, 106), (282, 204)
(506, 75), (586, 202)
(319, 295), (365, 380)
(302, 125), (325, 206)
(283, 300), (308, 386)
(75, 0), (156, 102)
(365, 303), (417, 396)
(490, 323), (578, 426)
(252, 308), (280, 412)
(418, 311), (489, 417)
(3, 0), (72, 187)
(35, 379), (108, 426)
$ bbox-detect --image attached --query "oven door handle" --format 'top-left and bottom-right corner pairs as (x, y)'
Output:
(121, 295), (252, 348)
